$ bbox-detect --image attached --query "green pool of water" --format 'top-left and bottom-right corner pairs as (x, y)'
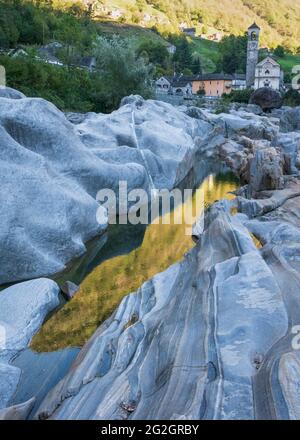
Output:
(32, 171), (238, 352)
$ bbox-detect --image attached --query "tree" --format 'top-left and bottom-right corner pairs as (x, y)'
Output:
(172, 36), (193, 72)
(219, 34), (248, 74)
(274, 45), (285, 57)
(283, 89), (300, 106)
(137, 40), (170, 67)
(191, 52), (202, 74)
(93, 36), (154, 111)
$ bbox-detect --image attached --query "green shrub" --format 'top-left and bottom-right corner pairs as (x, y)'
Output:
(223, 88), (252, 103)
(283, 88), (300, 106)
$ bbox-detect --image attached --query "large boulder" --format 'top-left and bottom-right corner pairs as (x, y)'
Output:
(279, 107), (300, 133)
(249, 147), (284, 193)
(0, 87), (25, 99)
(0, 90), (212, 283)
(250, 87), (283, 112)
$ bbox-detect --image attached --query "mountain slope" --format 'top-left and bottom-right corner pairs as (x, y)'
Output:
(83, 0), (300, 50)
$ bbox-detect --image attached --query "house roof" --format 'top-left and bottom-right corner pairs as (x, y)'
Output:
(248, 22), (260, 30)
(172, 78), (192, 87)
(158, 72), (241, 86)
(232, 73), (246, 80)
(256, 56), (280, 67)
(80, 56), (96, 68)
(199, 73), (233, 81)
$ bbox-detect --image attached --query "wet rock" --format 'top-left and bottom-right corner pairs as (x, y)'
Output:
(61, 281), (79, 300)
(34, 200), (289, 420)
(250, 87), (283, 112)
(0, 363), (21, 410)
(0, 279), (60, 414)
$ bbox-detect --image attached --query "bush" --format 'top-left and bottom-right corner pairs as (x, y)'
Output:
(0, 54), (98, 112)
(274, 45), (285, 57)
(93, 36), (154, 111)
(223, 88), (252, 103)
(197, 88), (205, 96)
(283, 89), (300, 106)
(215, 100), (230, 114)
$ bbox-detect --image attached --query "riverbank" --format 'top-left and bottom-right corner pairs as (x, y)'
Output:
(1, 89), (300, 419)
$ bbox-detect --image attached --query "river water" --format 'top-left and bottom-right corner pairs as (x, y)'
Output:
(31, 169), (239, 352)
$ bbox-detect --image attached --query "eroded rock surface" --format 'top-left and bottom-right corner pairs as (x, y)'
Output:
(34, 184), (300, 419)
(2, 90), (300, 420)
(0, 279), (60, 410)
(0, 93), (212, 284)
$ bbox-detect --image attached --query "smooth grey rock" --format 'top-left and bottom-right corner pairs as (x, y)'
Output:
(0, 87), (25, 99)
(34, 200), (289, 420)
(0, 397), (35, 420)
(0, 278), (60, 362)
(279, 107), (300, 133)
(0, 363), (21, 410)
(249, 147), (284, 193)
(0, 279), (60, 414)
(0, 93), (214, 284)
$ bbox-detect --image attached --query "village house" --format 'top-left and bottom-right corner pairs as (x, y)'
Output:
(78, 56), (96, 72)
(231, 74), (247, 91)
(254, 56), (283, 91)
(156, 73), (235, 98)
(171, 76), (193, 95)
(207, 32), (223, 42)
(155, 75), (193, 96)
(192, 73), (233, 97)
(155, 76), (172, 93)
(182, 27), (196, 37)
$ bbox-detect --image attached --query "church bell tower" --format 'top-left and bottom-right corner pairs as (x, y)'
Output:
(246, 22), (260, 88)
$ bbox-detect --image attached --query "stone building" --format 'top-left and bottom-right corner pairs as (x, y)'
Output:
(246, 22), (260, 88)
(254, 56), (282, 91)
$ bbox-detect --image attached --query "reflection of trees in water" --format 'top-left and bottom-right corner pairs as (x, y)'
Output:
(32, 173), (238, 352)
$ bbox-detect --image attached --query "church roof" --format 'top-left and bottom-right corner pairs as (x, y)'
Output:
(248, 22), (260, 30)
(256, 56), (280, 67)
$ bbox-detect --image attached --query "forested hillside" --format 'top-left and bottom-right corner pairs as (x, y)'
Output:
(87, 0), (300, 51)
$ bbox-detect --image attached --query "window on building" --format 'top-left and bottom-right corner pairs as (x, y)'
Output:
(265, 69), (270, 75)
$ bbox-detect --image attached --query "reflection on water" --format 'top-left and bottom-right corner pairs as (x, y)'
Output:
(31, 172), (238, 351)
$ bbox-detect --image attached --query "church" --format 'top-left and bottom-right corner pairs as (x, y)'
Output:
(246, 22), (283, 91)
